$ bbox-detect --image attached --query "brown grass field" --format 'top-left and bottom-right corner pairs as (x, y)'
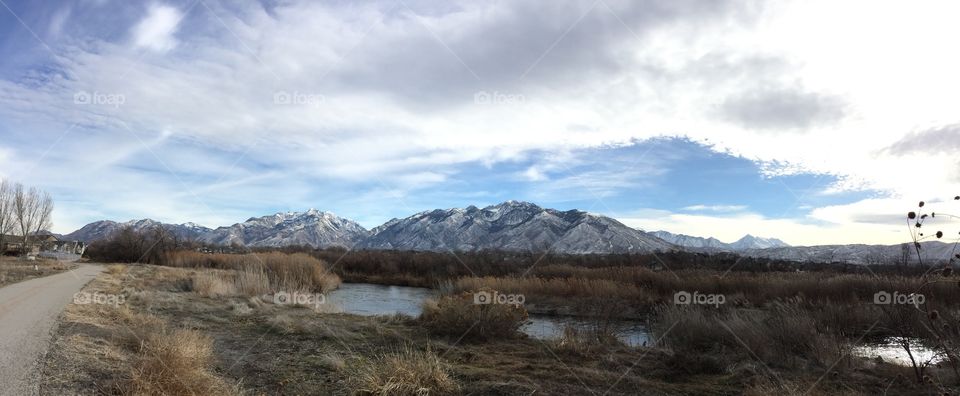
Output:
(36, 250), (960, 395)
(0, 257), (75, 287)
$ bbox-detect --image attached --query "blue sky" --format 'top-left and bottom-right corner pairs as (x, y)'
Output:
(1, 0), (959, 245)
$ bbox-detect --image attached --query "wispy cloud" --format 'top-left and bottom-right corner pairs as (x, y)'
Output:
(682, 204), (748, 213)
(0, 0), (957, 241)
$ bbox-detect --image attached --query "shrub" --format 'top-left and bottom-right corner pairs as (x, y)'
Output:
(104, 306), (236, 395)
(167, 251), (341, 295)
(190, 271), (240, 297)
(345, 346), (460, 396)
(419, 290), (527, 342)
(654, 304), (835, 370)
(85, 226), (187, 264)
(551, 325), (624, 356)
(125, 327), (236, 395)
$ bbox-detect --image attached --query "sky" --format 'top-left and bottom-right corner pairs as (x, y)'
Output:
(0, 0), (958, 246)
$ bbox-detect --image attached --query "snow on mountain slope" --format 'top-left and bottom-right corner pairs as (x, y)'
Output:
(359, 201), (675, 254)
(743, 241), (957, 265)
(651, 231), (789, 252)
(650, 231), (730, 251)
(67, 203), (949, 265)
(198, 209), (370, 248)
(730, 234), (790, 250)
(63, 219), (212, 243)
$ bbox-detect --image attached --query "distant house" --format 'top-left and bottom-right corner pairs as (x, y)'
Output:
(1, 234), (86, 256)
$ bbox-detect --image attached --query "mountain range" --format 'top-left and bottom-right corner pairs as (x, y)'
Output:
(63, 201), (949, 264)
(359, 201), (674, 253)
(651, 231), (790, 252)
(64, 201), (675, 254)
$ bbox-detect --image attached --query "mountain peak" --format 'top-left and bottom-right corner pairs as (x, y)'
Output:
(362, 202), (674, 254)
(486, 200), (542, 210)
(202, 209), (369, 248)
(652, 230), (789, 252)
(731, 234), (789, 250)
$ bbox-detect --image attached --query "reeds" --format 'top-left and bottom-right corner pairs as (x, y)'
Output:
(166, 251), (341, 296)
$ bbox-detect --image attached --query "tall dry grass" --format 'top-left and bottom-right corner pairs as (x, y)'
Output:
(345, 346), (460, 396)
(654, 303), (841, 370)
(105, 306), (237, 395)
(453, 265), (960, 306)
(165, 251), (341, 296)
(126, 328), (236, 395)
(450, 276), (651, 300)
(420, 290), (528, 342)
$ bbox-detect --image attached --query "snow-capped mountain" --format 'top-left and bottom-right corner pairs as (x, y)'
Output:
(651, 231), (789, 252)
(68, 202), (951, 264)
(359, 201), (676, 254)
(198, 209), (370, 248)
(743, 242), (958, 265)
(63, 219), (213, 243)
(650, 231), (730, 251)
(730, 234), (790, 250)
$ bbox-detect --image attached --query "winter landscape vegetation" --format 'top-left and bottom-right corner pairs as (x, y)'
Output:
(3, 0), (960, 395)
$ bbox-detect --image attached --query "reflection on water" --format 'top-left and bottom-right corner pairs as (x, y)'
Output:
(327, 283), (651, 345)
(853, 337), (944, 366)
(522, 316), (651, 346)
(325, 283), (436, 316)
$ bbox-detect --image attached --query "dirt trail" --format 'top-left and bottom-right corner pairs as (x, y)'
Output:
(0, 264), (103, 396)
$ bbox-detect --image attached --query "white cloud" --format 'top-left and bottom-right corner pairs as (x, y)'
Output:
(1, 0), (959, 239)
(682, 204), (748, 212)
(131, 4), (183, 52)
(623, 195), (960, 246)
(522, 166), (548, 182)
(621, 211), (904, 246)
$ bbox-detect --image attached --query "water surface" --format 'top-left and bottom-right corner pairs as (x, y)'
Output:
(853, 337), (944, 366)
(327, 283), (651, 345)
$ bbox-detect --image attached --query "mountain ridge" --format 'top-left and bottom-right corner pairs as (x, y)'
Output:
(63, 202), (949, 264)
(63, 201), (676, 254)
(651, 230), (790, 252)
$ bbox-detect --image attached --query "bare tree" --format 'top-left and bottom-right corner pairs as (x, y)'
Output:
(0, 180), (15, 249)
(32, 191), (54, 240)
(12, 184), (54, 255)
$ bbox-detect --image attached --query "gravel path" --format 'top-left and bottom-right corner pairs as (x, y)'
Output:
(0, 264), (103, 396)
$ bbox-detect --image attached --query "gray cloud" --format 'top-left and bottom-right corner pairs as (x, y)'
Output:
(323, 0), (761, 108)
(886, 124), (960, 155)
(718, 85), (847, 131)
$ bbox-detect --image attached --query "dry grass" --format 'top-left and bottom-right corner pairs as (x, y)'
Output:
(345, 346), (460, 396)
(38, 264), (239, 396)
(0, 257), (73, 287)
(550, 325), (625, 356)
(125, 326), (235, 396)
(420, 290), (528, 342)
(654, 303), (842, 371)
(451, 276), (650, 301)
(463, 264), (960, 305)
(165, 251), (341, 296)
(42, 263), (950, 395)
(105, 301), (238, 395)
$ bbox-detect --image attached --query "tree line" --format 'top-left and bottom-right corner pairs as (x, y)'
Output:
(0, 179), (55, 254)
